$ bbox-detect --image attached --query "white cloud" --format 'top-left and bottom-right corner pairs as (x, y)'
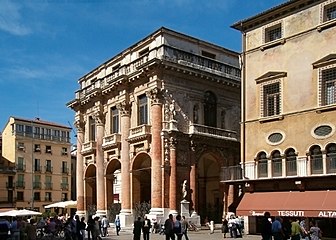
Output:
(0, 0), (31, 35)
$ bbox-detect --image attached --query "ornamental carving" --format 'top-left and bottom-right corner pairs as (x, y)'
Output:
(74, 113), (85, 132)
(146, 87), (163, 105)
(93, 102), (105, 125)
(116, 101), (131, 116)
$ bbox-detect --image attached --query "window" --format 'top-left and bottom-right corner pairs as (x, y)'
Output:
(326, 143), (336, 173)
(61, 177), (69, 190)
(33, 192), (40, 201)
(62, 147), (68, 155)
(46, 145), (52, 154)
(16, 192), (24, 201)
(34, 126), (40, 137)
(34, 144), (41, 152)
(25, 125), (32, 136)
(18, 142), (25, 151)
(33, 175), (41, 189)
(321, 67), (336, 105)
(62, 161), (68, 174)
(257, 152), (268, 178)
(61, 131), (69, 142)
(272, 150), (282, 177)
(45, 176), (52, 190)
(265, 23), (282, 43)
(45, 192), (52, 202)
(34, 159), (41, 172)
(89, 116), (96, 141)
(138, 94), (148, 125)
(263, 82), (280, 117)
(45, 160), (52, 173)
(61, 193), (68, 201)
(53, 130), (60, 140)
(46, 129), (52, 140)
(324, 2), (336, 22)
(16, 174), (25, 188)
(309, 145), (323, 174)
(111, 106), (119, 133)
(16, 124), (24, 133)
(204, 91), (217, 127)
(285, 148), (297, 176)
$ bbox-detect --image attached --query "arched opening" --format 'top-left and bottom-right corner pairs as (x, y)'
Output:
(256, 151), (268, 178)
(197, 153), (222, 223)
(106, 159), (121, 206)
(132, 153), (151, 206)
(271, 150), (282, 177)
(309, 145), (323, 174)
(85, 164), (97, 211)
(285, 148), (297, 176)
(326, 143), (336, 173)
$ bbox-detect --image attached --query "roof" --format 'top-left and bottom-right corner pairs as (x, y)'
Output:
(9, 116), (71, 130)
(231, 0), (323, 31)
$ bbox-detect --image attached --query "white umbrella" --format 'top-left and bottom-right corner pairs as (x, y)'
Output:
(44, 200), (77, 209)
(0, 209), (42, 217)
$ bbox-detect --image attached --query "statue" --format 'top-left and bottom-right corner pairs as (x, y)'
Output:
(182, 180), (188, 200)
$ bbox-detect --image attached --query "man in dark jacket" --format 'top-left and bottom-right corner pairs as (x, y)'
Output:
(261, 212), (272, 240)
(142, 216), (151, 240)
(133, 217), (142, 240)
(164, 214), (175, 240)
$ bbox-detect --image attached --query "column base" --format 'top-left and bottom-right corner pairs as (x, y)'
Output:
(189, 211), (201, 227)
(119, 209), (133, 227)
(75, 210), (86, 220)
(95, 210), (107, 219)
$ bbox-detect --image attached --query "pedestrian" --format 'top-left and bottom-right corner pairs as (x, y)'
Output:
(174, 214), (183, 240)
(115, 215), (121, 236)
(25, 218), (37, 240)
(181, 216), (189, 240)
(290, 218), (301, 240)
(261, 212), (272, 240)
(309, 220), (322, 240)
(228, 215), (238, 238)
(164, 214), (175, 240)
(93, 216), (101, 240)
(79, 217), (87, 240)
(133, 217), (142, 240)
(221, 218), (228, 238)
(142, 216), (151, 240)
(101, 215), (109, 237)
(271, 216), (284, 240)
(299, 219), (309, 240)
(75, 215), (82, 240)
(87, 215), (95, 240)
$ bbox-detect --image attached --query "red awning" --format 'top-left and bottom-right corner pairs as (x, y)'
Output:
(236, 190), (336, 218)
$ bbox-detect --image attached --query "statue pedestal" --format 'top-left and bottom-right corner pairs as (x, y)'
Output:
(180, 200), (190, 217)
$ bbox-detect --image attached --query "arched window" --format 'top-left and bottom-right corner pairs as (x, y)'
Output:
(257, 151), (268, 178)
(271, 150), (282, 177)
(285, 148), (297, 176)
(309, 145), (323, 174)
(326, 143), (336, 173)
(204, 91), (217, 127)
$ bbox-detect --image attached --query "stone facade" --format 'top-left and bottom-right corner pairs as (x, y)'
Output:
(229, 0), (336, 236)
(1, 117), (72, 211)
(67, 27), (241, 226)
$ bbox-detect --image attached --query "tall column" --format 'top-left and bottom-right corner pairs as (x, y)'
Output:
(190, 141), (198, 215)
(148, 88), (163, 215)
(94, 104), (106, 217)
(75, 116), (85, 217)
(169, 137), (178, 214)
(117, 101), (132, 226)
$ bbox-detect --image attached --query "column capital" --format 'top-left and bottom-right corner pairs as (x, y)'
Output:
(93, 102), (105, 125)
(116, 101), (131, 116)
(146, 87), (163, 105)
(74, 113), (85, 132)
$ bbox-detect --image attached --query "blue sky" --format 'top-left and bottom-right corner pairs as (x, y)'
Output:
(0, 0), (286, 143)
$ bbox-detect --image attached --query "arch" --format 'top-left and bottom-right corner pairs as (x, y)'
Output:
(84, 164), (97, 211)
(326, 143), (336, 173)
(309, 145), (323, 175)
(204, 91), (217, 127)
(256, 151), (268, 178)
(105, 159), (122, 207)
(271, 150), (282, 177)
(197, 151), (222, 223)
(284, 148), (297, 176)
(131, 152), (151, 206)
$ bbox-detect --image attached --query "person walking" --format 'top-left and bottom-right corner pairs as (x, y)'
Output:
(115, 216), (121, 236)
(133, 217), (142, 240)
(221, 218), (228, 238)
(164, 214), (175, 240)
(101, 215), (109, 237)
(309, 220), (322, 240)
(181, 216), (189, 240)
(142, 216), (151, 240)
(79, 217), (87, 240)
(290, 219), (301, 240)
(174, 214), (183, 240)
(87, 215), (95, 240)
(271, 216), (284, 240)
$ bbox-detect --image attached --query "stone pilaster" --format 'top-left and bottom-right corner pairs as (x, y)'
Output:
(189, 141), (198, 215)
(169, 137), (178, 214)
(74, 116), (85, 217)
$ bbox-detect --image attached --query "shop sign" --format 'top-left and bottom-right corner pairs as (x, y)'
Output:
(318, 211), (336, 218)
(277, 210), (305, 217)
(250, 211), (265, 216)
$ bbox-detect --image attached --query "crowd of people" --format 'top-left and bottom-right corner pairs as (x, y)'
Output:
(260, 212), (323, 240)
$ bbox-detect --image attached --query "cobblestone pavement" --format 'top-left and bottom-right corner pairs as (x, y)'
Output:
(85, 229), (262, 240)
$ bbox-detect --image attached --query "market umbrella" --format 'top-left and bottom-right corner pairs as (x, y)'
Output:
(44, 200), (77, 209)
(0, 209), (42, 217)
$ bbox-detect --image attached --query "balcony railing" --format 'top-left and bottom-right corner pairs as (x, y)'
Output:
(45, 182), (53, 190)
(221, 156), (336, 182)
(45, 166), (53, 173)
(34, 165), (42, 173)
(6, 182), (15, 189)
(16, 164), (26, 172)
(61, 167), (69, 175)
(61, 183), (69, 191)
(16, 181), (25, 188)
(189, 124), (238, 140)
(81, 141), (96, 154)
(129, 125), (151, 141)
(33, 182), (42, 189)
(102, 133), (121, 148)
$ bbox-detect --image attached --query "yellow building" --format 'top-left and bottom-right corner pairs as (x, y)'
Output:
(1, 117), (72, 212)
(67, 27), (241, 225)
(227, 0), (336, 236)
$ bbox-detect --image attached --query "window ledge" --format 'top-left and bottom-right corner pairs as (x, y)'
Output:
(260, 38), (286, 51)
(259, 115), (284, 123)
(316, 104), (336, 113)
(317, 19), (336, 32)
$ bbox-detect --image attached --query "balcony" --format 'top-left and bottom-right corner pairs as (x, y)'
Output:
(16, 164), (26, 172)
(61, 167), (69, 175)
(81, 141), (96, 155)
(6, 182), (15, 189)
(45, 182), (53, 190)
(45, 166), (53, 173)
(16, 181), (25, 189)
(61, 183), (69, 191)
(45, 197), (52, 202)
(33, 182), (42, 189)
(102, 134), (121, 149)
(128, 125), (151, 142)
(189, 124), (238, 141)
(0, 166), (16, 174)
(34, 165), (42, 173)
